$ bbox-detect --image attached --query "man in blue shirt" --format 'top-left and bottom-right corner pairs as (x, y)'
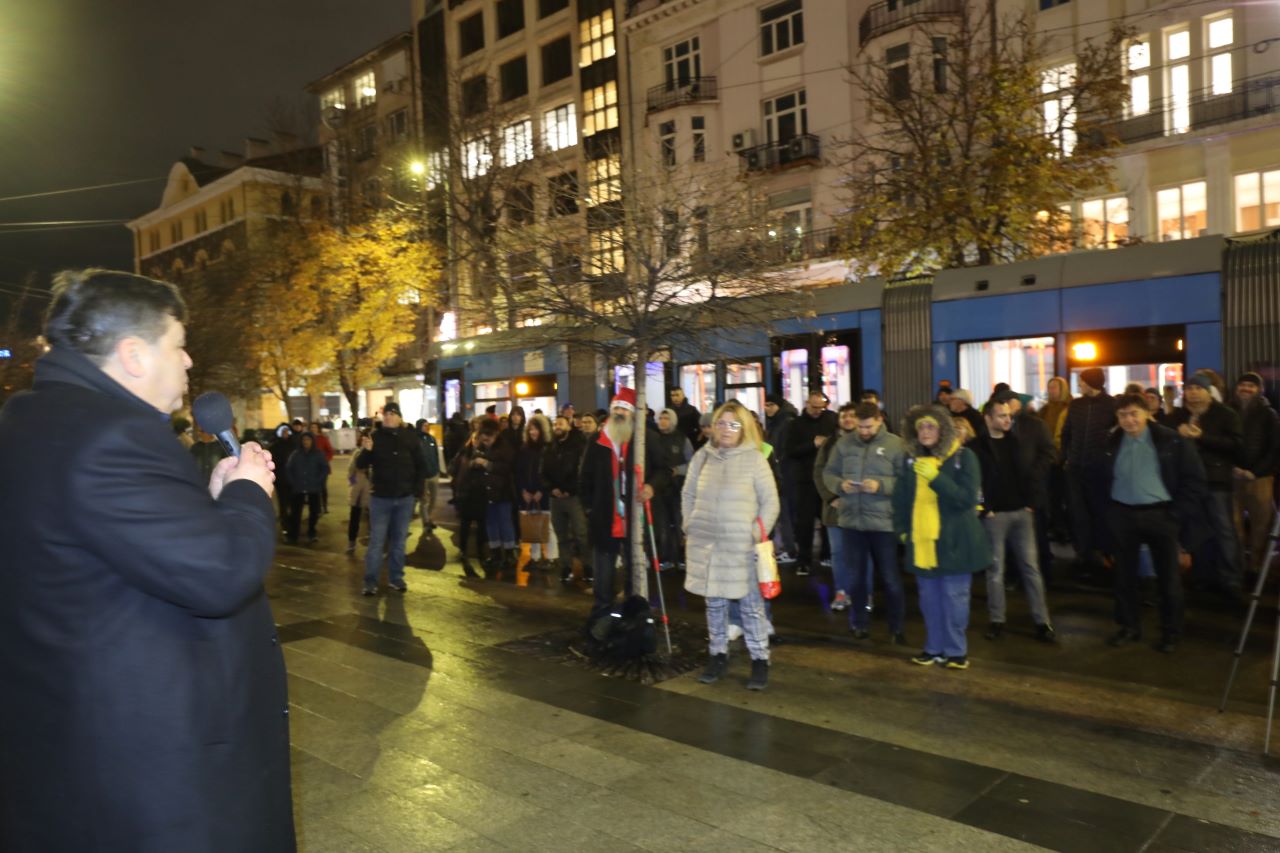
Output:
(1104, 394), (1207, 653)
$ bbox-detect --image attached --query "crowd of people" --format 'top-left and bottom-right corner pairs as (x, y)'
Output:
(183, 364), (1277, 682)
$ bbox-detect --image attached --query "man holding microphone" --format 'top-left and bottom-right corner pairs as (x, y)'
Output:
(0, 270), (294, 852)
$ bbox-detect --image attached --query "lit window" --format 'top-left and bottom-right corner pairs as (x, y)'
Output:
(1079, 196), (1129, 248)
(354, 71), (376, 108)
(582, 81), (618, 137)
(760, 0), (803, 58)
(959, 337), (1057, 406)
(586, 154), (621, 205)
(587, 225), (623, 276)
(321, 88), (346, 112)
(579, 9), (615, 68)
(1127, 40), (1150, 116)
(1156, 180), (1207, 241)
(501, 119), (533, 166)
(464, 137), (493, 178)
(1234, 169), (1280, 232)
(542, 103), (577, 152)
(1041, 62), (1076, 156)
(1206, 15), (1233, 96)
(1166, 29), (1190, 133)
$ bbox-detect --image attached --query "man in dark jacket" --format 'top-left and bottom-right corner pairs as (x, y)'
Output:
(786, 391), (838, 574)
(1169, 373), (1245, 596)
(669, 387), (703, 449)
(993, 389), (1057, 576)
(580, 388), (654, 617)
(1104, 393), (1208, 653)
(972, 400), (1055, 643)
(1061, 367), (1115, 575)
(0, 269), (293, 852)
(544, 415), (590, 582)
(357, 401), (426, 594)
(443, 410), (470, 469)
(1231, 372), (1280, 573)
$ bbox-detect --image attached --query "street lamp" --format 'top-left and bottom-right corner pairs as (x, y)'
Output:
(408, 160), (426, 176)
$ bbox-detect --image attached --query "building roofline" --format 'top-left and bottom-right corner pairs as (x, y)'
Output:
(306, 31), (414, 92)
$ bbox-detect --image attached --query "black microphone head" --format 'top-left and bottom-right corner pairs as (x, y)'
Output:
(192, 391), (234, 436)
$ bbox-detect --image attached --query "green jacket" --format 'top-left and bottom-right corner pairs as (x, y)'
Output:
(891, 446), (991, 577)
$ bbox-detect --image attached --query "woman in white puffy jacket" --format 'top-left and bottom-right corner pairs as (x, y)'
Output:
(682, 400), (780, 691)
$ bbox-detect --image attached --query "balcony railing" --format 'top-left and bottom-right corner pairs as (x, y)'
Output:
(858, 0), (964, 47)
(1095, 74), (1280, 145)
(756, 225), (850, 265)
(646, 76), (718, 113)
(738, 134), (821, 172)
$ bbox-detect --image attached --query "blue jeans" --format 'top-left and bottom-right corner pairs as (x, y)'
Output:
(917, 573), (972, 658)
(840, 528), (904, 632)
(485, 501), (517, 548)
(364, 495), (416, 587)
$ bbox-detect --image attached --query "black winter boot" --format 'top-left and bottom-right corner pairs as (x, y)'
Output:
(746, 659), (769, 691)
(697, 653), (728, 684)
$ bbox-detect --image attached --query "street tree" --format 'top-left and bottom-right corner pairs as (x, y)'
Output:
(288, 209), (444, 420)
(838, 8), (1129, 275)
(463, 150), (807, 593)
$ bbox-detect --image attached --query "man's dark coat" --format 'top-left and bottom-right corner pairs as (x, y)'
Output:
(0, 347), (294, 853)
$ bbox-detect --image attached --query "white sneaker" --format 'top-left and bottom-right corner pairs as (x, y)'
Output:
(831, 591), (849, 612)
(727, 624), (744, 642)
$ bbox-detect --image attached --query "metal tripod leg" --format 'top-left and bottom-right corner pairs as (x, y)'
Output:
(1266, 605), (1280, 754)
(1220, 511), (1280, 712)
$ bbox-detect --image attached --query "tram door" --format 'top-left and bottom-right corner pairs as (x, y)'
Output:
(1065, 326), (1185, 403)
(772, 331), (860, 410)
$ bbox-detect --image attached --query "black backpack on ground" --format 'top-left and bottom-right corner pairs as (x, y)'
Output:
(586, 595), (657, 658)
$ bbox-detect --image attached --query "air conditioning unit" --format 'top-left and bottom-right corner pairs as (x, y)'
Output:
(745, 149), (765, 170)
(787, 136), (809, 160)
(731, 129), (756, 152)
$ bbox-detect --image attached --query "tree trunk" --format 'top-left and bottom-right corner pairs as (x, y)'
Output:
(340, 375), (360, 424)
(630, 356), (650, 599)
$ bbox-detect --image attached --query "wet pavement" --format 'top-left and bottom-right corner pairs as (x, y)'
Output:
(275, 468), (1280, 851)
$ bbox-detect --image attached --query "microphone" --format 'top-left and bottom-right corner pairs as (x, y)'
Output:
(192, 391), (241, 458)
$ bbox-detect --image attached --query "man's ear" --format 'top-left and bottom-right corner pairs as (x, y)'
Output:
(113, 336), (149, 379)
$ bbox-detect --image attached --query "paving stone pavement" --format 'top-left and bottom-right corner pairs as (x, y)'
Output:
(271, 468), (1280, 852)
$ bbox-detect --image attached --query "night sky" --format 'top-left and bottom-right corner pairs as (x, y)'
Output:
(0, 0), (408, 289)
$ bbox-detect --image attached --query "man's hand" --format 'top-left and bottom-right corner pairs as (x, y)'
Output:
(814, 435), (827, 447)
(212, 441), (275, 499)
(551, 488), (564, 498)
(1178, 423), (1202, 439)
(840, 479), (860, 494)
(860, 479), (881, 494)
(522, 489), (533, 503)
(639, 484), (654, 502)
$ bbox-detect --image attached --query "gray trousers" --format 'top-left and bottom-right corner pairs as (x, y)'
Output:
(983, 510), (1051, 626)
(419, 477), (439, 528)
(550, 495), (589, 568)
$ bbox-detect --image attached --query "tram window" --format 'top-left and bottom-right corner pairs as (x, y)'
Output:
(680, 363), (716, 414)
(615, 363), (666, 413)
(1068, 364), (1183, 400)
(958, 336), (1056, 406)
(725, 361), (766, 417)
(474, 380), (512, 416)
(780, 348), (809, 411)
(821, 345), (852, 405)
(444, 379), (462, 419)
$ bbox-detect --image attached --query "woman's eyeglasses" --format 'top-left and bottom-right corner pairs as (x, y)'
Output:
(715, 420), (743, 431)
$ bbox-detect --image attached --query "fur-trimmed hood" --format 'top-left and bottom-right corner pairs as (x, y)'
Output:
(900, 404), (960, 458)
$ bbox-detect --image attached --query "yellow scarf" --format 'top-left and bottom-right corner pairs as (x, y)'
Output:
(911, 440), (959, 570)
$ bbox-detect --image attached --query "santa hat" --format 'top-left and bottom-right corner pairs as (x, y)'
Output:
(610, 387), (637, 412)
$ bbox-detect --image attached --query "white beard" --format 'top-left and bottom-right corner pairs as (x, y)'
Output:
(604, 415), (633, 446)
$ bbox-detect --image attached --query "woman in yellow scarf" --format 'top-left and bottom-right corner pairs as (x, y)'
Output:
(892, 405), (992, 670)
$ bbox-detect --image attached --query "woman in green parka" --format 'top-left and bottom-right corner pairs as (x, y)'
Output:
(892, 405), (992, 670)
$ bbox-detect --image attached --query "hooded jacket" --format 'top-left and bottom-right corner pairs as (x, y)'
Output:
(286, 442), (330, 494)
(682, 440), (780, 599)
(822, 425), (906, 532)
(891, 406), (991, 577)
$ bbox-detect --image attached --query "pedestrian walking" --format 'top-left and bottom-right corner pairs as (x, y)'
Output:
(286, 431), (329, 544)
(347, 430), (372, 553)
